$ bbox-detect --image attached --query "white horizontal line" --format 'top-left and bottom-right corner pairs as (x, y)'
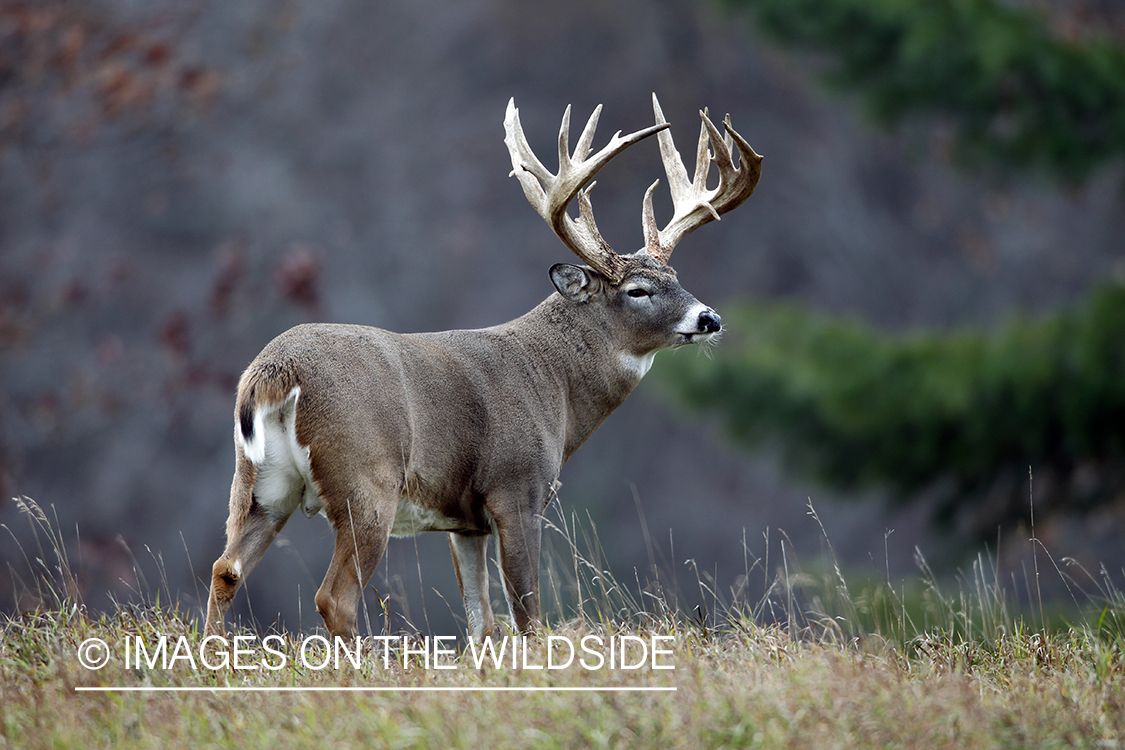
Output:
(75, 685), (676, 693)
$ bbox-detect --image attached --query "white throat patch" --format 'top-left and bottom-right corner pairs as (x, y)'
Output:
(619, 351), (657, 378)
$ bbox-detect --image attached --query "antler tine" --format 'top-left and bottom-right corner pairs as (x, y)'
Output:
(642, 93), (763, 264)
(505, 97), (669, 283)
(573, 104), (602, 162)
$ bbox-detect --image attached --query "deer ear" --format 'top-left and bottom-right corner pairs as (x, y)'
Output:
(550, 263), (597, 302)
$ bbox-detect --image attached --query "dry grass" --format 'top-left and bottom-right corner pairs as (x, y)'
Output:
(3, 495), (1125, 749)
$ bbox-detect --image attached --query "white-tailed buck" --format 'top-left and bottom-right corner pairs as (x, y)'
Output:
(204, 94), (761, 639)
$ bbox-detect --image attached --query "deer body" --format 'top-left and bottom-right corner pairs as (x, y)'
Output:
(204, 96), (760, 639)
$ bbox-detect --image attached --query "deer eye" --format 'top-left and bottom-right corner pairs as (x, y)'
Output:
(626, 288), (650, 298)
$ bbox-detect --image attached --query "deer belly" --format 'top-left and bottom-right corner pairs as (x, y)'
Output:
(389, 496), (472, 536)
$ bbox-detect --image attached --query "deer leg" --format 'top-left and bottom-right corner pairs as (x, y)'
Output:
(491, 496), (544, 634)
(205, 457), (292, 636)
(314, 485), (393, 639)
(449, 532), (494, 639)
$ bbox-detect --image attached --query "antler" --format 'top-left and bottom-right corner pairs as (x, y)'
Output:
(641, 93), (762, 264)
(504, 98), (669, 284)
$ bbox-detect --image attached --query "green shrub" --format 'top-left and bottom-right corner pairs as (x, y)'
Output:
(658, 284), (1125, 535)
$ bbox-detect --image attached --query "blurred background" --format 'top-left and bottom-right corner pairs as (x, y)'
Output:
(2, 0), (1124, 634)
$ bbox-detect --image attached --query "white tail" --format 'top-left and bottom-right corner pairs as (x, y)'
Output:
(204, 95), (761, 640)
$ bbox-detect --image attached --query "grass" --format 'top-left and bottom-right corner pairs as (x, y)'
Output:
(3, 495), (1125, 749)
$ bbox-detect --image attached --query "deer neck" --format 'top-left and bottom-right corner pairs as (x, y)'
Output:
(510, 293), (648, 461)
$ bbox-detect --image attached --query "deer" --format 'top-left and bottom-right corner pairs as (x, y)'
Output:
(203, 94), (761, 641)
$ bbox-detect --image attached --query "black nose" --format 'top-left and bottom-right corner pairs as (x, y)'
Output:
(698, 310), (722, 333)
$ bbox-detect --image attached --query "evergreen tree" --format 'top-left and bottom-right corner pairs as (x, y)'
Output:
(661, 0), (1125, 535)
(724, 0), (1125, 181)
(659, 285), (1125, 537)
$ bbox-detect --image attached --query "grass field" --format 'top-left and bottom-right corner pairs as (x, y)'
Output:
(4, 496), (1125, 749)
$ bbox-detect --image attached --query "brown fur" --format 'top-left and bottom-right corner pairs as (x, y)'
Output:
(205, 97), (758, 640)
(204, 255), (719, 639)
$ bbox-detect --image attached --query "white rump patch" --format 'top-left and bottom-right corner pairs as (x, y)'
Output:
(237, 386), (324, 521)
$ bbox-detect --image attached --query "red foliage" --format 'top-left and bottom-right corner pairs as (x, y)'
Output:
(0, 1), (221, 146)
(276, 244), (322, 311)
